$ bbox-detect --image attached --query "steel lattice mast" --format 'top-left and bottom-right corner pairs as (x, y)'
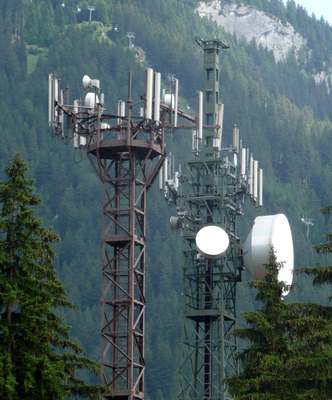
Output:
(49, 70), (195, 400)
(163, 39), (262, 400)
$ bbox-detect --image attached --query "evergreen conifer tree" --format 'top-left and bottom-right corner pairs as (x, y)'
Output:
(228, 251), (332, 399)
(0, 154), (105, 399)
(227, 252), (292, 399)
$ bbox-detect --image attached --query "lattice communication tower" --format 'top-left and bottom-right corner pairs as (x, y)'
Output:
(49, 37), (263, 400)
(49, 69), (197, 400)
(160, 39), (263, 400)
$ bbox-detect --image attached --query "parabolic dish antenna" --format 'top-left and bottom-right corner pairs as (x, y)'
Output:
(196, 225), (230, 259)
(82, 75), (92, 89)
(243, 214), (294, 292)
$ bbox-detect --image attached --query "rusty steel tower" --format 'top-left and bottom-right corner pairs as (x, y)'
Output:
(48, 69), (195, 400)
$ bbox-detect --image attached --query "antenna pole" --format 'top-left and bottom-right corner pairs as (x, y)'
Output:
(196, 38), (229, 157)
(127, 72), (133, 143)
(88, 5), (95, 22)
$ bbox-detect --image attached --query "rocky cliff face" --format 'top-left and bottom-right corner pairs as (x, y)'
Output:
(196, 1), (306, 62)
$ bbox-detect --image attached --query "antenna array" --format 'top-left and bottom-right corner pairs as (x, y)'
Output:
(159, 116), (263, 209)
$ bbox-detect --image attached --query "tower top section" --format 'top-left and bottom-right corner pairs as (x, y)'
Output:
(195, 38), (229, 155)
(195, 37), (229, 51)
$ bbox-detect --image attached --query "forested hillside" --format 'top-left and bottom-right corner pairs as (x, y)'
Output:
(1, 0), (332, 398)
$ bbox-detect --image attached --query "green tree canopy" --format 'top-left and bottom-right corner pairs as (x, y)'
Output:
(228, 251), (332, 399)
(0, 154), (104, 399)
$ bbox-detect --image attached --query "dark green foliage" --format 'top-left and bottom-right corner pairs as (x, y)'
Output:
(228, 252), (332, 399)
(0, 155), (104, 399)
(304, 207), (332, 291)
(228, 253), (291, 399)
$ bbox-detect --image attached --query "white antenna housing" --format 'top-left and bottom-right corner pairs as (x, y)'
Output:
(80, 135), (87, 146)
(197, 91), (203, 141)
(119, 101), (126, 116)
(241, 148), (246, 176)
(48, 74), (54, 125)
(117, 100), (126, 125)
(232, 125), (240, 153)
(82, 74), (100, 90)
(59, 89), (64, 136)
(164, 93), (174, 108)
(174, 78), (179, 127)
(233, 153), (238, 167)
(217, 103), (224, 144)
(164, 156), (168, 184)
(159, 160), (164, 190)
(196, 225), (230, 258)
(84, 92), (99, 109)
(145, 68), (154, 119)
(249, 154), (254, 195)
(174, 171), (180, 191)
(243, 214), (294, 294)
(54, 77), (59, 103)
(154, 72), (161, 122)
(259, 168), (263, 207)
(82, 75), (91, 89)
(253, 160), (258, 201)
(192, 130), (197, 153)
